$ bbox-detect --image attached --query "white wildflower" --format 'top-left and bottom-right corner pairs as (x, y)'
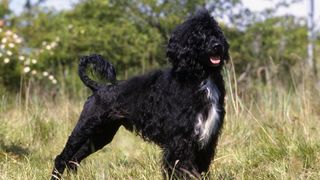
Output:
(5, 30), (13, 36)
(32, 59), (37, 64)
(68, 24), (73, 29)
(8, 43), (15, 48)
(42, 41), (47, 46)
(15, 38), (22, 44)
(46, 45), (52, 50)
(19, 56), (25, 61)
(1, 38), (7, 43)
(0, 44), (5, 49)
(52, 79), (57, 84)
(51, 42), (57, 48)
(31, 70), (37, 75)
(4, 58), (10, 64)
(24, 66), (31, 73)
(13, 34), (19, 39)
(6, 50), (13, 56)
(43, 71), (49, 77)
(49, 75), (54, 80)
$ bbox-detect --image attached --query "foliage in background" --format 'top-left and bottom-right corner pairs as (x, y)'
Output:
(0, 0), (10, 18)
(0, 27), (58, 92)
(0, 0), (319, 96)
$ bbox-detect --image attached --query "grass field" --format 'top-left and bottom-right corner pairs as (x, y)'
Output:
(0, 71), (320, 179)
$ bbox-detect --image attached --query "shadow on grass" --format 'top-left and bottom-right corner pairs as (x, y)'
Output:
(0, 139), (29, 159)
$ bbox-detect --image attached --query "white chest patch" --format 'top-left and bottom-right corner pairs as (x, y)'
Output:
(195, 78), (221, 148)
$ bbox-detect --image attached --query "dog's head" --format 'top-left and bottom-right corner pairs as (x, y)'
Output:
(167, 9), (229, 75)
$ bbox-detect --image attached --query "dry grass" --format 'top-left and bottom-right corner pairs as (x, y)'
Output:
(0, 69), (319, 179)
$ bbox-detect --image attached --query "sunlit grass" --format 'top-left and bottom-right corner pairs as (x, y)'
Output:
(0, 71), (319, 179)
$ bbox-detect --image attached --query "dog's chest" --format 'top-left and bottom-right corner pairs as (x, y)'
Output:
(195, 78), (221, 148)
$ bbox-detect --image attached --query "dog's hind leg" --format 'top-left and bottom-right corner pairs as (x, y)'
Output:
(66, 121), (121, 172)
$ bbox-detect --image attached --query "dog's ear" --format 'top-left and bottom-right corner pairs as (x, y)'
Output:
(167, 30), (193, 73)
(167, 29), (206, 73)
(166, 10), (209, 73)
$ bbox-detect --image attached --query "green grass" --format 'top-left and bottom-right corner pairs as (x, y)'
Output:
(0, 74), (319, 179)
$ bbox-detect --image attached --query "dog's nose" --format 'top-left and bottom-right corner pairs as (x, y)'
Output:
(213, 43), (222, 52)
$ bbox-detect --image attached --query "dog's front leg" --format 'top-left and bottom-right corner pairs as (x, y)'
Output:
(51, 116), (100, 180)
(162, 143), (201, 180)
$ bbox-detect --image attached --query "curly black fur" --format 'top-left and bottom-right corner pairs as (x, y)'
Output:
(78, 54), (117, 91)
(51, 9), (229, 180)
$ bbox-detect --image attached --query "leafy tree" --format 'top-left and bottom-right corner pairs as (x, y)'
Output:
(225, 15), (308, 88)
(0, 0), (10, 18)
(15, 0), (217, 79)
(1, 0), (317, 93)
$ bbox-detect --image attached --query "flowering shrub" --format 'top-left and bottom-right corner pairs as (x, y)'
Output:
(0, 27), (59, 91)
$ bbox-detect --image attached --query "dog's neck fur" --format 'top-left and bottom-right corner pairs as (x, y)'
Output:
(195, 76), (221, 148)
(172, 66), (222, 82)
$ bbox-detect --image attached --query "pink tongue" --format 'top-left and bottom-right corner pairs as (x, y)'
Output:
(210, 57), (221, 64)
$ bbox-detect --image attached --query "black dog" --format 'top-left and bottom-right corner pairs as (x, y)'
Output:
(51, 9), (229, 179)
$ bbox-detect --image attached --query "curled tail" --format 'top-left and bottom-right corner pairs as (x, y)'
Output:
(79, 54), (116, 91)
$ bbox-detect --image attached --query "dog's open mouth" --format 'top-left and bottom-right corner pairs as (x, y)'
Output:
(210, 56), (221, 65)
